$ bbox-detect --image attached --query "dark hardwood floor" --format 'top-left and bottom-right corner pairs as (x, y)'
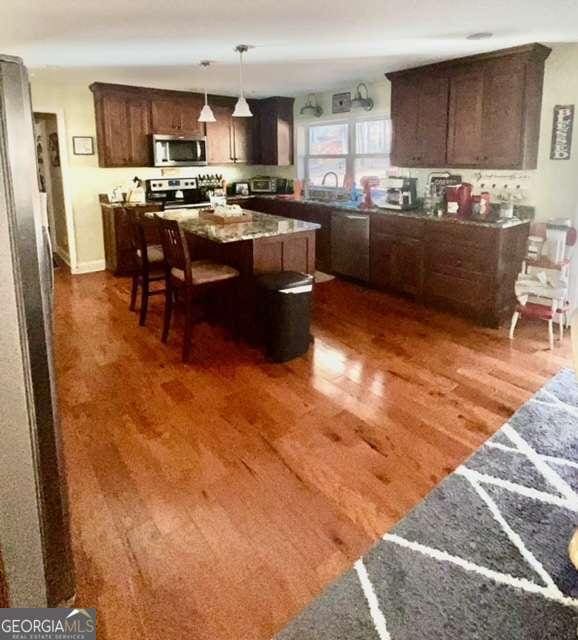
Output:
(54, 269), (572, 640)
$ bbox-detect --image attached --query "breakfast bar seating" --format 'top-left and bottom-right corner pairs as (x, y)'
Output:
(126, 208), (166, 326)
(155, 215), (240, 362)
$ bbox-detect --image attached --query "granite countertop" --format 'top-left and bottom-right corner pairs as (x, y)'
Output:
(297, 199), (528, 229)
(156, 209), (320, 244)
(234, 195), (530, 229)
(101, 200), (160, 208)
(104, 195), (529, 230)
(366, 207), (529, 229)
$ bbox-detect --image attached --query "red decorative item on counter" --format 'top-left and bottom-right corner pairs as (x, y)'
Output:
(456, 182), (473, 218)
(360, 176), (380, 209)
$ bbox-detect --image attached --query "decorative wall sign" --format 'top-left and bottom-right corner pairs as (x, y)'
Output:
(332, 92), (351, 114)
(73, 136), (95, 156)
(550, 105), (574, 160)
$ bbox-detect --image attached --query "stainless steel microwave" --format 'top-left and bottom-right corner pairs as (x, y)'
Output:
(152, 134), (207, 167)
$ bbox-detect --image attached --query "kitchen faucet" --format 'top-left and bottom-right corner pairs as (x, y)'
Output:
(321, 171), (339, 187)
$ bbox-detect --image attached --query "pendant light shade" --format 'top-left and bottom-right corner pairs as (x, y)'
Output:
(233, 96), (252, 117)
(198, 61), (216, 123)
(233, 44), (253, 118)
(198, 103), (216, 123)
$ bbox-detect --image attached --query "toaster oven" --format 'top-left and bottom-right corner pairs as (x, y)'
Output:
(250, 176), (277, 193)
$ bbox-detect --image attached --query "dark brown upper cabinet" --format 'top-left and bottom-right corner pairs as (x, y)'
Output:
(386, 43), (551, 170)
(205, 96), (255, 164)
(447, 66), (485, 166)
(252, 97), (295, 166)
(91, 84), (154, 167)
(390, 76), (449, 167)
(90, 83), (293, 168)
(150, 94), (204, 135)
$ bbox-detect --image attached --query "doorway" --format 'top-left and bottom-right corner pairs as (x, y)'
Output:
(33, 112), (69, 265)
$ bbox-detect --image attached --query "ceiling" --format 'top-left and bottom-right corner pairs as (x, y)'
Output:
(2, 0), (578, 96)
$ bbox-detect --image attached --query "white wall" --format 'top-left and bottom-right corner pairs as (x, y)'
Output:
(294, 43), (578, 222)
(30, 81), (294, 270)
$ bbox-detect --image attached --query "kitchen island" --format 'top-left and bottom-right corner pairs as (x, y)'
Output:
(156, 209), (320, 341)
(157, 209), (319, 276)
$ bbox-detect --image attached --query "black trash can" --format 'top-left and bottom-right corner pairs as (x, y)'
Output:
(256, 271), (314, 363)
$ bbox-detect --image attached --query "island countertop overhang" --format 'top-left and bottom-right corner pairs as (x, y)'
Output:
(152, 209), (320, 244)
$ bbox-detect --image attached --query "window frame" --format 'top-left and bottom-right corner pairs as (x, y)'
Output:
(302, 114), (391, 189)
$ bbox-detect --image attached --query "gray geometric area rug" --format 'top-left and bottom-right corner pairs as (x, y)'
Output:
(275, 368), (578, 640)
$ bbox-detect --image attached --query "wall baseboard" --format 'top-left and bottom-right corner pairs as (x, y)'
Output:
(54, 245), (70, 267)
(72, 259), (106, 275)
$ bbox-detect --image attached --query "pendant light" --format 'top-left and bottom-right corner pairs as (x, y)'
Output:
(233, 44), (253, 118)
(198, 60), (216, 123)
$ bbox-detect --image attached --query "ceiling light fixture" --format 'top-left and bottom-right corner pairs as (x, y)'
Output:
(233, 44), (253, 118)
(467, 32), (494, 40)
(351, 83), (374, 111)
(198, 60), (216, 123)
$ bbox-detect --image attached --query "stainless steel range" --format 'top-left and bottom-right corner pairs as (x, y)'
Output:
(145, 175), (223, 209)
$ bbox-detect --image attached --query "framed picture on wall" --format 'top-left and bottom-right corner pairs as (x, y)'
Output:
(72, 136), (95, 156)
(332, 92), (351, 114)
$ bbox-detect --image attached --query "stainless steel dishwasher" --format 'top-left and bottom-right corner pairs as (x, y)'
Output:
(330, 210), (370, 282)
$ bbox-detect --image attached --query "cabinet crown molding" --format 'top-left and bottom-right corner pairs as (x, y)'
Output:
(89, 82), (204, 100)
(385, 42), (552, 80)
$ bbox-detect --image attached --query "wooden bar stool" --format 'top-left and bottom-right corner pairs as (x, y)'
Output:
(127, 208), (166, 326)
(154, 215), (240, 362)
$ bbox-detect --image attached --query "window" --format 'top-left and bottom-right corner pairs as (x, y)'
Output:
(308, 158), (346, 187)
(302, 117), (391, 189)
(309, 123), (349, 155)
(354, 157), (390, 185)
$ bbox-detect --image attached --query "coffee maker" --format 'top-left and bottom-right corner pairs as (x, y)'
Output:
(384, 177), (418, 210)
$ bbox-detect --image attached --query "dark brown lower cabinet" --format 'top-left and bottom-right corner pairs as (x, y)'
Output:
(245, 197), (332, 273)
(370, 213), (529, 327)
(101, 202), (162, 275)
(243, 199), (528, 327)
(370, 215), (425, 296)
